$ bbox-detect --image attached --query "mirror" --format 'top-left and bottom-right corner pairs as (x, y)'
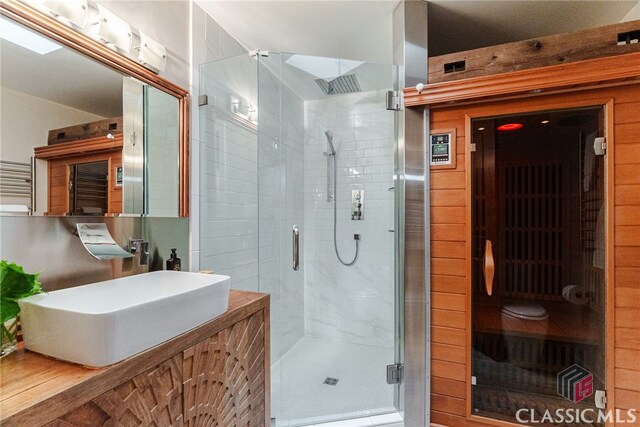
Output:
(0, 5), (188, 217)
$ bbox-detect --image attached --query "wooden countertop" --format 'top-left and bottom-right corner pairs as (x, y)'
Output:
(0, 289), (269, 426)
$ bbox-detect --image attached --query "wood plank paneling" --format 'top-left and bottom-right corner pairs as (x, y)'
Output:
(615, 206), (640, 226)
(432, 377), (466, 399)
(432, 207), (466, 224)
(616, 308), (640, 328)
(616, 185), (640, 206)
(615, 122), (640, 144)
(432, 224), (465, 241)
(615, 247), (640, 267)
(432, 326), (465, 347)
(615, 328), (640, 350)
(432, 343), (466, 364)
(431, 258), (466, 276)
(431, 275), (466, 294)
(616, 288), (640, 308)
(432, 394), (466, 416)
(615, 226), (640, 246)
(615, 348), (640, 369)
(432, 241), (466, 259)
(432, 292), (466, 311)
(431, 360), (466, 382)
(616, 267), (640, 287)
(615, 102), (640, 124)
(615, 389), (640, 410)
(616, 165), (640, 185)
(616, 144), (640, 164)
(616, 368), (640, 391)
(433, 308), (466, 329)
(432, 172), (466, 189)
(431, 189), (466, 207)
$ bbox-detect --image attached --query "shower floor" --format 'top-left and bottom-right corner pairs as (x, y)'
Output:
(271, 336), (396, 426)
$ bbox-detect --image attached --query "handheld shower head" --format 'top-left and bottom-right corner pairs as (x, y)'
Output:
(324, 130), (336, 155)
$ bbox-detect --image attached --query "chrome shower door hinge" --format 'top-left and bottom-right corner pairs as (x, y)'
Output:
(386, 90), (403, 111)
(386, 363), (404, 384)
(198, 94), (208, 106)
(249, 49), (269, 58)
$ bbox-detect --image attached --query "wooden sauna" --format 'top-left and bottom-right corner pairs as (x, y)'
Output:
(406, 32), (640, 427)
(34, 118), (123, 216)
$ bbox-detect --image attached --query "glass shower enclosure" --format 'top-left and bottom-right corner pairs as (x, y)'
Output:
(199, 52), (403, 426)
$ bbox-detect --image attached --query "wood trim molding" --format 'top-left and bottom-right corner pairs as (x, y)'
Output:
(0, 0), (190, 217)
(34, 135), (123, 160)
(405, 52), (640, 107)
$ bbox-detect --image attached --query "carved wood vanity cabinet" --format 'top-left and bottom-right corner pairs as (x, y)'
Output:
(0, 290), (270, 427)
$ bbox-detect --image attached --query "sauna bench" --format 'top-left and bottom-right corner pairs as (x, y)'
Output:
(474, 302), (600, 344)
(0, 289), (270, 427)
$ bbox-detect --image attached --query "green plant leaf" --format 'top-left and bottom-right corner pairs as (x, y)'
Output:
(0, 299), (20, 324)
(0, 260), (42, 300)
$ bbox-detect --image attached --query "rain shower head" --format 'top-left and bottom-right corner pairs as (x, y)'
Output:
(324, 130), (336, 155)
(315, 74), (362, 95)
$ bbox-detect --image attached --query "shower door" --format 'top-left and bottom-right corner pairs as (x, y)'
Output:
(470, 107), (607, 425)
(200, 53), (403, 426)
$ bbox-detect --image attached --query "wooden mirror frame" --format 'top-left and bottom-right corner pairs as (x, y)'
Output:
(0, 0), (190, 217)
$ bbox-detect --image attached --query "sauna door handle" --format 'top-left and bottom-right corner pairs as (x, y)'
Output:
(483, 240), (495, 296)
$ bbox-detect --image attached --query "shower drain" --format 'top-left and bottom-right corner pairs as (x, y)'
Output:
(323, 377), (339, 386)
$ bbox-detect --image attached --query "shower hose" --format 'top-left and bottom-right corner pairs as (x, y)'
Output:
(332, 151), (359, 266)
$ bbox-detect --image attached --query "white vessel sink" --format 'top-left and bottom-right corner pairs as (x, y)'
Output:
(19, 271), (230, 367)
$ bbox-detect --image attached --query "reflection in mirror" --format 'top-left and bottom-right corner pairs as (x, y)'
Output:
(0, 15), (180, 217)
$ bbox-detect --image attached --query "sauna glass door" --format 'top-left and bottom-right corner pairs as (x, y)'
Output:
(470, 107), (606, 425)
(69, 161), (109, 215)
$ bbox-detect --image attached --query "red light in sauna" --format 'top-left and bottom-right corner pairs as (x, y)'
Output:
(497, 123), (523, 132)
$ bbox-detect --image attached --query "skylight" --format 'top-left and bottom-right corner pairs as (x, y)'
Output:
(0, 17), (62, 55)
(284, 54), (364, 80)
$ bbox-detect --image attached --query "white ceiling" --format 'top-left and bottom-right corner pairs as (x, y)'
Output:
(197, 0), (640, 62)
(195, 0), (398, 63)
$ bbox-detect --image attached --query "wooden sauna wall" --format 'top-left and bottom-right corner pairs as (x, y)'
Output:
(429, 84), (640, 426)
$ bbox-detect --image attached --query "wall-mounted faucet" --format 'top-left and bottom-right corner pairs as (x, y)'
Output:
(129, 239), (149, 265)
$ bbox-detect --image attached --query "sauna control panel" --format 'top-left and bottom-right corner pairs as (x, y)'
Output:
(429, 128), (457, 169)
(430, 133), (451, 164)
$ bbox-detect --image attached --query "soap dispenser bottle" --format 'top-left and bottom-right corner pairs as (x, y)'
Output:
(166, 248), (181, 271)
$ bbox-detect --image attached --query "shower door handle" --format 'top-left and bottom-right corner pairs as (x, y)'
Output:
(292, 225), (300, 271)
(483, 240), (494, 296)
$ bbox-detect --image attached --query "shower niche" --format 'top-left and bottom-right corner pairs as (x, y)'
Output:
(470, 107), (607, 424)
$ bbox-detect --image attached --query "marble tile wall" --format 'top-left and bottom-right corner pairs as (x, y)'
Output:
(303, 90), (396, 349)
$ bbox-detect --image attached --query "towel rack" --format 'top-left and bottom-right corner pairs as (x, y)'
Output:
(0, 158), (35, 214)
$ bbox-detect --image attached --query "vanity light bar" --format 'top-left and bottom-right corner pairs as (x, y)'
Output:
(96, 4), (132, 53)
(21, 0), (89, 29)
(138, 31), (167, 73)
(18, 0), (167, 74)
